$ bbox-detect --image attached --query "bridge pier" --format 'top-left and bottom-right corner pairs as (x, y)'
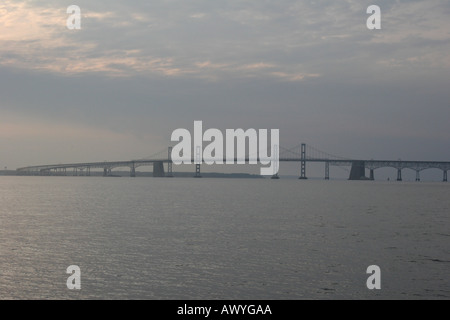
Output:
(103, 168), (112, 177)
(397, 169), (402, 181)
(130, 163), (136, 177)
(370, 169), (375, 181)
(153, 161), (165, 177)
(194, 146), (202, 178)
(194, 164), (202, 178)
(415, 170), (420, 182)
(167, 163), (173, 177)
(443, 170), (447, 182)
(325, 162), (329, 180)
(349, 161), (366, 180)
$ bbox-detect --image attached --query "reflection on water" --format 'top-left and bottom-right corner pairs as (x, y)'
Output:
(0, 177), (449, 299)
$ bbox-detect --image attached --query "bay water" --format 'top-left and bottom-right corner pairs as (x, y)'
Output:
(0, 176), (448, 299)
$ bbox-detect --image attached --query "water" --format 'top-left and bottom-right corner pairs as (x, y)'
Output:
(0, 176), (449, 299)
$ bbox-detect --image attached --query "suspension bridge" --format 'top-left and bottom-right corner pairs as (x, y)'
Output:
(16, 143), (450, 182)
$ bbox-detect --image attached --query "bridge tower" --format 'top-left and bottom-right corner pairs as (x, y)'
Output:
(194, 146), (202, 178)
(167, 147), (173, 177)
(299, 143), (307, 179)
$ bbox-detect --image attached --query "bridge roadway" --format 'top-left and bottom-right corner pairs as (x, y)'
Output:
(16, 157), (450, 181)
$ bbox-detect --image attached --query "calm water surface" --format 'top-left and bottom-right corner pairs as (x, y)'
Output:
(0, 176), (449, 299)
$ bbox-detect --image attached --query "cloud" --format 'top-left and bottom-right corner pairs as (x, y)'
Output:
(0, 0), (324, 81)
(2, 0), (448, 82)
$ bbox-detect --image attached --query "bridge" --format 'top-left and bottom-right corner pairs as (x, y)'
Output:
(16, 144), (450, 182)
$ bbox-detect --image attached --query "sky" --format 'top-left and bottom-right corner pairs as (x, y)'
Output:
(1, 0), (449, 178)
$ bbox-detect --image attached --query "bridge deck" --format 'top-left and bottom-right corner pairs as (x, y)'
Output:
(16, 158), (450, 172)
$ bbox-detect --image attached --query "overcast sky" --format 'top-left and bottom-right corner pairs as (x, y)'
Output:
(1, 0), (449, 176)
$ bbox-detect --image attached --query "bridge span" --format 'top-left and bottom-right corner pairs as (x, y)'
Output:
(16, 144), (450, 181)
